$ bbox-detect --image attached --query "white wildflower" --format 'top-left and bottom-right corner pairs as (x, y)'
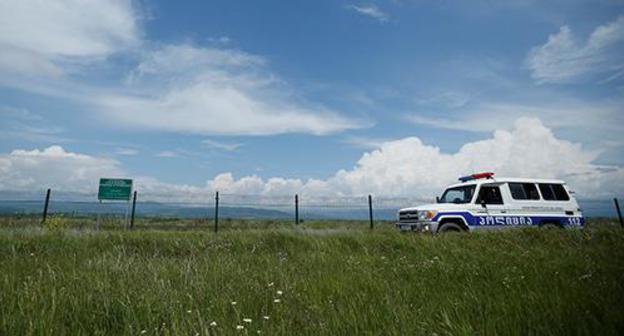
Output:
(243, 318), (252, 323)
(236, 325), (244, 330)
(209, 321), (217, 327)
(579, 273), (592, 280)
(268, 282), (274, 287)
(140, 330), (147, 334)
(273, 299), (281, 303)
(187, 310), (192, 313)
(231, 301), (237, 305)
(263, 316), (270, 320)
(276, 290), (283, 296)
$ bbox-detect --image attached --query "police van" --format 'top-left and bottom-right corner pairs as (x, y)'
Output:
(396, 172), (584, 233)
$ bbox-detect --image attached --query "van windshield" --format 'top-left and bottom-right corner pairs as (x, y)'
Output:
(439, 185), (476, 204)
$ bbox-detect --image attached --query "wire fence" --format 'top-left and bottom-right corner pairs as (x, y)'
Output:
(0, 188), (623, 231)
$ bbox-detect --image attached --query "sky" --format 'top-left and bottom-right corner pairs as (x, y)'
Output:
(0, 0), (623, 201)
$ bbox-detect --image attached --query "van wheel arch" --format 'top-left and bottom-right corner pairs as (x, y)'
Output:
(437, 218), (469, 232)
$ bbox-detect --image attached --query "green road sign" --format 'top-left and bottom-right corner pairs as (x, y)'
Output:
(98, 178), (133, 201)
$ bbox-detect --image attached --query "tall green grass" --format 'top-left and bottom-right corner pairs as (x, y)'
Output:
(0, 218), (623, 335)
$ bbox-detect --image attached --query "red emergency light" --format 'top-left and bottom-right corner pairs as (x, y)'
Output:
(458, 172), (495, 182)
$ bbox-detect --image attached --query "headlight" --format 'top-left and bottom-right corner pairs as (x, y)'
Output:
(418, 210), (438, 221)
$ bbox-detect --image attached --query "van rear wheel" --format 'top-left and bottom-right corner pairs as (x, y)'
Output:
(540, 221), (561, 229)
(438, 223), (463, 233)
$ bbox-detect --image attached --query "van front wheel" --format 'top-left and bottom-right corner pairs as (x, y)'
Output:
(438, 223), (463, 233)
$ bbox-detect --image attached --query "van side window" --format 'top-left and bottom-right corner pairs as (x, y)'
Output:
(509, 183), (540, 200)
(538, 183), (570, 201)
(476, 185), (504, 205)
(551, 184), (570, 201)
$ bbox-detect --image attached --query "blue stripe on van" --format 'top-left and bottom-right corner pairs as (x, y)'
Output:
(431, 212), (584, 227)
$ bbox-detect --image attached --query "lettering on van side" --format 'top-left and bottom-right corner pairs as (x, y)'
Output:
(477, 216), (534, 226)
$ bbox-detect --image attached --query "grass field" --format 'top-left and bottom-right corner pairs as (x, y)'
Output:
(0, 216), (623, 335)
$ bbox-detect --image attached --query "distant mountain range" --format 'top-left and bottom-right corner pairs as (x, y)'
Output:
(0, 199), (618, 220)
(0, 200), (399, 220)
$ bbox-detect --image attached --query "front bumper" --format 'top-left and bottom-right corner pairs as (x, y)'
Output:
(395, 221), (438, 233)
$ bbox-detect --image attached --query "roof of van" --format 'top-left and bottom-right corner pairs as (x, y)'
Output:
(446, 177), (566, 189)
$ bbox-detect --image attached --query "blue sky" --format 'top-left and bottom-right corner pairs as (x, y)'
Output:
(0, 0), (623, 199)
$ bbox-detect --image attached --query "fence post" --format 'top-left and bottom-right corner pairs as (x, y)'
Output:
(41, 188), (51, 224)
(368, 194), (374, 230)
(615, 198), (623, 228)
(130, 191), (137, 229)
(214, 191), (219, 233)
(295, 194), (299, 225)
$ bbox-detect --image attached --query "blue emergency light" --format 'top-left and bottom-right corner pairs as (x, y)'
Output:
(458, 172), (495, 182)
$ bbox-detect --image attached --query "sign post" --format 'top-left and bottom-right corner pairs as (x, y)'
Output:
(130, 191), (137, 229)
(97, 178), (133, 229)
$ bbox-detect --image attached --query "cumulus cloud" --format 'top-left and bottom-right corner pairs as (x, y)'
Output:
(347, 4), (389, 22)
(95, 44), (364, 135)
(0, 146), (123, 193)
(203, 118), (624, 199)
(1, 119), (622, 200)
(0, 0), (140, 78)
(526, 16), (624, 84)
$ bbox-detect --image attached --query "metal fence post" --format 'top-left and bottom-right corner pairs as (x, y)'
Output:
(130, 191), (137, 229)
(295, 194), (299, 225)
(41, 188), (51, 224)
(214, 191), (219, 233)
(368, 194), (374, 230)
(615, 198), (623, 228)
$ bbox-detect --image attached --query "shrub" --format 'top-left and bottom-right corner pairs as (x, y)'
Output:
(43, 214), (68, 232)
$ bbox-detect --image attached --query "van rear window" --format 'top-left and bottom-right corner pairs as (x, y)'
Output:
(509, 183), (540, 200)
(538, 183), (570, 201)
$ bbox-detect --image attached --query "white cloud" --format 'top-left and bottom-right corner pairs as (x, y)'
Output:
(116, 148), (139, 156)
(155, 151), (178, 158)
(204, 118), (622, 199)
(2, 119), (622, 200)
(407, 98), (624, 135)
(201, 139), (243, 151)
(324, 118), (599, 195)
(0, 146), (123, 193)
(343, 136), (389, 149)
(347, 4), (389, 23)
(207, 173), (304, 197)
(0, 4), (364, 137)
(526, 16), (624, 84)
(0, 0), (140, 78)
(413, 91), (473, 110)
(96, 44), (365, 135)
(0, 106), (71, 143)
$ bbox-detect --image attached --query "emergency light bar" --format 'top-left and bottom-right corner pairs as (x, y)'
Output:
(458, 172), (495, 182)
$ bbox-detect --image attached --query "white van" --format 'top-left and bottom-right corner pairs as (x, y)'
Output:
(396, 172), (584, 233)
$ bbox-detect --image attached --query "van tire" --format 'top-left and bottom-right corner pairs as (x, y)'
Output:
(438, 223), (463, 233)
(540, 221), (561, 229)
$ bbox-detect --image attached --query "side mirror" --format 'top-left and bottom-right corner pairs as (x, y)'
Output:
(435, 196), (440, 203)
(480, 199), (487, 208)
